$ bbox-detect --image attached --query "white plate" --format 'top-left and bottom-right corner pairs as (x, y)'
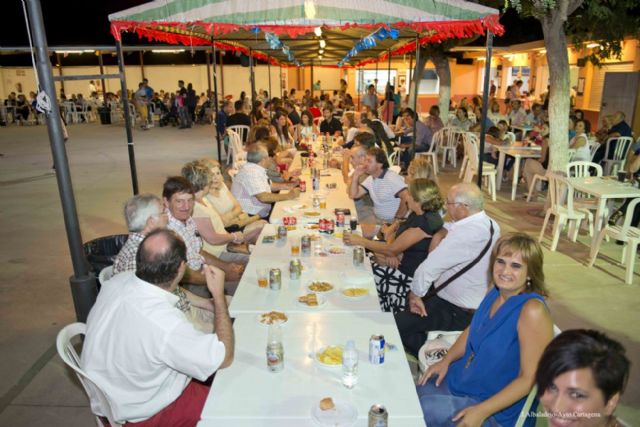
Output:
(255, 311), (289, 327)
(314, 345), (344, 369)
(306, 281), (335, 294)
(296, 293), (327, 310)
(292, 204), (309, 210)
(340, 287), (370, 301)
(311, 399), (357, 427)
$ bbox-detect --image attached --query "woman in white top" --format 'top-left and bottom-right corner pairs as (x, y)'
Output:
(487, 99), (506, 125)
(342, 111), (358, 147)
(271, 110), (294, 147)
(202, 159), (265, 241)
(451, 108), (472, 131)
(298, 110), (316, 141)
(569, 119), (591, 162)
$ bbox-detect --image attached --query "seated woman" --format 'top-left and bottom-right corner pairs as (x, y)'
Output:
(344, 178), (445, 312)
(523, 126), (550, 199)
(569, 119), (591, 162)
(201, 158), (265, 235)
(424, 105), (444, 136)
(342, 112), (359, 149)
(181, 161), (253, 266)
(264, 137), (300, 186)
(536, 329), (630, 427)
(271, 110), (295, 147)
(417, 233), (554, 427)
(299, 110), (316, 141)
(451, 108), (472, 131)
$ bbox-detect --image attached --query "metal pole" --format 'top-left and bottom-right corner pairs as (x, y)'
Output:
(219, 51), (225, 98)
(357, 68), (361, 110)
(279, 65), (283, 98)
(412, 37), (420, 159)
(139, 50), (145, 80)
(477, 32), (494, 188)
(98, 50), (106, 103)
(386, 48), (392, 125)
(212, 45), (222, 161)
(55, 52), (64, 95)
(249, 49), (257, 104)
(115, 38), (140, 195)
(205, 50), (212, 95)
(25, 0), (97, 322)
(268, 60), (272, 101)
(310, 61), (314, 97)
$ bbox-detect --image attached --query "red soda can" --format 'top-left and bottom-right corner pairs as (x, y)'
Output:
(290, 216), (297, 225)
(283, 217), (289, 226)
(319, 219), (327, 233)
(328, 220), (335, 234)
(299, 180), (306, 192)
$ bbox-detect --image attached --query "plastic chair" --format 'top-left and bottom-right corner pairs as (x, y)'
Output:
(589, 198), (640, 285)
(440, 127), (463, 169)
(63, 101), (78, 124)
(603, 136), (633, 175)
(462, 136), (496, 201)
(227, 124), (250, 143)
(505, 131), (517, 144)
(415, 131), (440, 176)
(538, 173), (594, 251)
(77, 103), (91, 123)
(56, 323), (123, 427)
(226, 129), (247, 170)
(458, 132), (478, 179)
(589, 141), (601, 162)
(526, 171), (549, 202)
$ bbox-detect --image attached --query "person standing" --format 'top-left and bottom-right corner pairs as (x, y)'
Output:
(361, 84), (379, 111)
(177, 80), (191, 129)
(186, 83), (198, 124)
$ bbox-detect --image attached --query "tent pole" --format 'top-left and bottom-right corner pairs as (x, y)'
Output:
(310, 61), (314, 97)
(205, 50), (212, 95)
(220, 51), (225, 98)
(25, 0), (98, 322)
(387, 48), (392, 125)
(411, 37), (420, 160)
(249, 49), (256, 104)
(477, 31), (494, 188)
(212, 44), (222, 161)
(55, 53), (64, 94)
(115, 38), (140, 195)
(279, 65), (283, 98)
(357, 68), (361, 110)
(268, 60), (272, 100)
(98, 50), (106, 103)
(139, 50), (145, 80)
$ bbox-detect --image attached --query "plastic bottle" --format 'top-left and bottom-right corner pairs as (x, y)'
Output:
(342, 340), (358, 389)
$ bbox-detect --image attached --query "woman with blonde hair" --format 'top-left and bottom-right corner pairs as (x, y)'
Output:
(407, 156), (437, 182)
(345, 178), (445, 312)
(418, 232), (554, 427)
(342, 111), (359, 148)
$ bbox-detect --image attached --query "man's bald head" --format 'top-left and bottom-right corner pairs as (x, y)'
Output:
(135, 229), (187, 288)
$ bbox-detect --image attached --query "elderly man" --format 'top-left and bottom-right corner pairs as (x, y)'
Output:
(112, 194), (217, 332)
(593, 111), (634, 164)
(82, 229), (233, 426)
(342, 143), (376, 225)
(361, 84), (379, 111)
(349, 147), (408, 237)
(395, 183), (500, 356)
(231, 143), (300, 218)
(163, 176), (244, 290)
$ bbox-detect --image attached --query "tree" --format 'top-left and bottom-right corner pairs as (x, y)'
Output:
(507, 0), (640, 173)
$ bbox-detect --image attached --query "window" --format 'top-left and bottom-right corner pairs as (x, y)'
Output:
(356, 70), (397, 94)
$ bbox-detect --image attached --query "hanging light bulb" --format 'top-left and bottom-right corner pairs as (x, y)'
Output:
(319, 39), (326, 49)
(314, 27), (322, 37)
(319, 49), (324, 54)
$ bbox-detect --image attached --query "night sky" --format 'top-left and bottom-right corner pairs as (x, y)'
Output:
(2, 1), (542, 47)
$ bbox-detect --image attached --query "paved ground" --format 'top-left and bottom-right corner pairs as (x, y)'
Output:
(0, 122), (638, 426)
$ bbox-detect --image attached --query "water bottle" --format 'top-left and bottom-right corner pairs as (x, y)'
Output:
(342, 340), (358, 389)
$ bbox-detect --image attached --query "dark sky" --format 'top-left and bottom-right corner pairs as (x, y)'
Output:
(3, 0), (541, 47)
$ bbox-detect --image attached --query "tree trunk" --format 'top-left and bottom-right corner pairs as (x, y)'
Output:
(432, 50), (452, 119)
(408, 48), (428, 112)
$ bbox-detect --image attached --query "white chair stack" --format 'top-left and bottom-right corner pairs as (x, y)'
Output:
(462, 134), (497, 201)
(589, 198), (640, 285)
(538, 173), (594, 251)
(56, 322), (123, 427)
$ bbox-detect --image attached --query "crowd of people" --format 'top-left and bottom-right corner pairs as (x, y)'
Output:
(70, 80), (634, 427)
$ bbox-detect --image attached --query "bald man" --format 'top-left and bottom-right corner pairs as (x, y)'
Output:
(395, 183), (501, 356)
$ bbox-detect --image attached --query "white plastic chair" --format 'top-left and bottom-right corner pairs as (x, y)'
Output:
(538, 173), (594, 251)
(77, 103), (91, 123)
(589, 198), (640, 285)
(226, 129), (247, 169)
(566, 161), (608, 219)
(415, 130), (440, 176)
(63, 101), (78, 124)
(526, 170), (550, 202)
(603, 136), (633, 175)
(440, 127), (463, 169)
(505, 131), (517, 144)
(458, 132), (479, 179)
(227, 125), (250, 143)
(56, 323), (123, 427)
(462, 135), (497, 201)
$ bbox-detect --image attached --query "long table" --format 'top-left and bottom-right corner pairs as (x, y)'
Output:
(199, 153), (426, 426)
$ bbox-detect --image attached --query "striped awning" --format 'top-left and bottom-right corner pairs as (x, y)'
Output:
(109, 0), (503, 66)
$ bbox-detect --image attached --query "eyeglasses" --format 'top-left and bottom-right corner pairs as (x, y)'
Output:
(446, 201), (468, 207)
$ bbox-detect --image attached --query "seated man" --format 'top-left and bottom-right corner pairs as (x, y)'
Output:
(113, 194), (217, 332)
(349, 147), (408, 238)
(231, 143), (300, 219)
(319, 106), (343, 136)
(592, 110), (633, 164)
(81, 229), (233, 426)
(163, 176), (244, 291)
(395, 183), (501, 356)
(398, 108), (432, 167)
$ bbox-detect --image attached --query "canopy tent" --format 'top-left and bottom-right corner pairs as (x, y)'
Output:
(108, 0), (503, 67)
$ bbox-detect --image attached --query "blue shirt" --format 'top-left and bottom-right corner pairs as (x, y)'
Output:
(216, 110), (229, 135)
(447, 287), (545, 427)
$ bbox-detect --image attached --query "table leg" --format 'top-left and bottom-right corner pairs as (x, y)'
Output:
(511, 156), (521, 201)
(496, 151), (506, 191)
(590, 198), (607, 252)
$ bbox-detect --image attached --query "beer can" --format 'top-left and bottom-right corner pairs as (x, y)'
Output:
(266, 342), (284, 372)
(299, 180), (306, 192)
(343, 227), (352, 243)
(336, 210), (345, 227)
(301, 235), (311, 255)
(369, 335), (386, 365)
(353, 246), (365, 267)
(368, 404), (388, 427)
(312, 195), (321, 208)
(277, 225), (288, 240)
(289, 259), (302, 280)
(269, 268), (282, 290)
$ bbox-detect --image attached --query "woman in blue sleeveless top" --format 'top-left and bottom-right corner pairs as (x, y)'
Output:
(417, 233), (554, 427)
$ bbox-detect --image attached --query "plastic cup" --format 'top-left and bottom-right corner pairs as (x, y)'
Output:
(290, 238), (300, 256)
(319, 196), (327, 210)
(257, 267), (269, 288)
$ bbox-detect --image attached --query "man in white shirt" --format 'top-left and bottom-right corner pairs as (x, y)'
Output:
(508, 99), (527, 128)
(395, 183), (500, 356)
(81, 229), (234, 425)
(349, 147), (408, 237)
(361, 84), (379, 111)
(231, 143), (300, 218)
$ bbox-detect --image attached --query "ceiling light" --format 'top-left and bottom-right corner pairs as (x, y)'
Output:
(586, 43), (601, 48)
(319, 39), (326, 49)
(539, 49), (547, 54)
(56, 50), (85, 54)
(151, 49), (185, 53)
(476, 57), (486, 61)
(314, 27), (322, 37)
(318, 55), (323, 59)
(319, 49), (324, 54)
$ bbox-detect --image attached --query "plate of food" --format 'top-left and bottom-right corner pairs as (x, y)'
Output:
(311, 397), (357, 427)
(340, 287), (370, 300)
(314, 345), (343, 368)
(327, 246), (345, 255)
(296, 293), (326, 309)
(307, 281), (334, 294)
(292, 204), (308, 210)
(304, 211), (322, 217)
(256, 311), (288, 326)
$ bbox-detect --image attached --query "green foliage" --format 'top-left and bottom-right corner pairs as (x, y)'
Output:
(506, 0), (558, 18)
